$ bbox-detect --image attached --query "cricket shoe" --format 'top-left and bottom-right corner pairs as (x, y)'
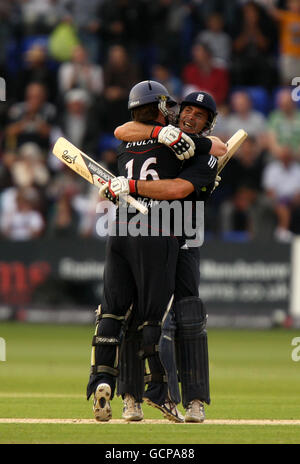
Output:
(185, 400), (205, 423)
(122, 394), (144, 421)
(143, 396), (184, 423)
(93, 383), (112, 422)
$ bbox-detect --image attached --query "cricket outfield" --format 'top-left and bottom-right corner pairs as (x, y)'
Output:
(0, 322), (300, 444)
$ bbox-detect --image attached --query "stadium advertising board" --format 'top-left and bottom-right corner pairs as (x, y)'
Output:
(0, 239), (291, 326)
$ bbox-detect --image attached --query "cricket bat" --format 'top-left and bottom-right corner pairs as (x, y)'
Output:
(52, 137), (148, 215)
(217, 129), (248, 174)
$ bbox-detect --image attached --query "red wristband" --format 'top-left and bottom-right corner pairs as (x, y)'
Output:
(128, 179), (138, 194)
(151, 126), (162, 139)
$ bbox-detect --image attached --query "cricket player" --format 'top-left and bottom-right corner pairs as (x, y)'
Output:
(86, 81), (199, 422)
(99, 85), (226, 422)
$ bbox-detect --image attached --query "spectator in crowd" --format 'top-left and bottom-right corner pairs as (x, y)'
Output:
(99, 148), (118, 175)
(220, 184), (278, 241)
(48, 191), (80, 237)
(210, 103), (231, 139)
(0, 142), (49, 221)
(2, 0), (300, 243)
(195, 0), (240, 32)
(220, 186), (257, 241)
(47, 164), (83, 203)
(99, 0), (148, 54)
(14, 44), (58, 103)
(57, 0), (103, 63)
(58, 88), (100, 154)
(0, 151), (16, 190)
(262, 144), (300, 242)
(230, 1), (278, 89)
(151, 62), (182, 100)
(18, 0), (60, 35)
(0, 186), (44, 240)
(218, 134), (276, 240)
(4, 82), (56, 152)
(267, 0), (300, 84)
(11, 142), (50, 189)
(267, 87), (300, 160)
(46, 163), (89, 234)
(0, 1), (18, 78)
(220, 135), (267, 196)
(75, 185), (113, 238)
(100, 44), (140, 131)
(195, 12), (232, 68)
(148, 0), (191, 73)
(182, 41), (229, 105)
(223, 91), (267, 146)
(58, 44), (104, 97)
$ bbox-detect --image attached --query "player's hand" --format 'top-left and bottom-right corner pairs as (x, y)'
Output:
(212, 175), (221, 193)
(98, 176), (137, 204)
(152, 125), (195, 160)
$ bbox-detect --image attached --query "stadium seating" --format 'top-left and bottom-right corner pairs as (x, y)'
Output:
(230, 85), (271, 116)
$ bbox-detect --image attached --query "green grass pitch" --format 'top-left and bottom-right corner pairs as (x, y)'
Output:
(0, 322), (300, 444)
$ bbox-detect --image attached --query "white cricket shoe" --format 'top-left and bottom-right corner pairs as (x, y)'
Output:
(122, 394), (144, 421)
(185, 399), (205, 423)
(93, 383), (112, 422)
(143, 396), (184, 423)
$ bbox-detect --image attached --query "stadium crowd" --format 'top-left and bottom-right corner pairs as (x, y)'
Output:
(0, 0), (300, 242)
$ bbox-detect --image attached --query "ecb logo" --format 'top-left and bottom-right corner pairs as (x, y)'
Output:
(0, 338), (6, 361)
(0, 77), (6, 101)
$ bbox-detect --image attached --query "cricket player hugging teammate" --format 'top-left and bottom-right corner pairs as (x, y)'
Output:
(53, 80), (247, 424)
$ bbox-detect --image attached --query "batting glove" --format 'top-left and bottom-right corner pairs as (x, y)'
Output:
(151, 124), (195, 161)
(99, 176), (138, 204)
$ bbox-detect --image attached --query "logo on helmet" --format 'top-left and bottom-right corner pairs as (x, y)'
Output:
(129, 100), (140, 107)
(196, 94), (204, 102)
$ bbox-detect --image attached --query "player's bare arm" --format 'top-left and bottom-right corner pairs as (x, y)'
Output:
(116, 122), (195, 161)
(114, 121), (153, 141)
(206, 136), (227, 156)
(115, 121), (226, 157)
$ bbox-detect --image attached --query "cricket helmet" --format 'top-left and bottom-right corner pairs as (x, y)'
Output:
(128, 80), (177, 110)
(180, 91), (217, 134)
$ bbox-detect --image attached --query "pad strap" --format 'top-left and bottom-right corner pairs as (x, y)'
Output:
(95, 304), (133, 324)
(137, 320), (161, 331)
(138, 344), (159, 359)
(92, 335), (120, 346)
(90, 365), (119, 376)
(144, 373), (167, 384)
(96, 313), (127, 323)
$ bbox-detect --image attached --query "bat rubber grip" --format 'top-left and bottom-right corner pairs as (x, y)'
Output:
(126, 196), (148, 215)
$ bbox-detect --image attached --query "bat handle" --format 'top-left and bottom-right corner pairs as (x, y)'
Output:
(125, 195), (148, 215)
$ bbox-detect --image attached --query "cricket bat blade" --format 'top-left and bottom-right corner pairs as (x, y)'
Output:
(52, 137), (148, 215)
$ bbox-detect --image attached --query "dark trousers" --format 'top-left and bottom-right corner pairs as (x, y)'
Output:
(87, 235), (179, 399)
